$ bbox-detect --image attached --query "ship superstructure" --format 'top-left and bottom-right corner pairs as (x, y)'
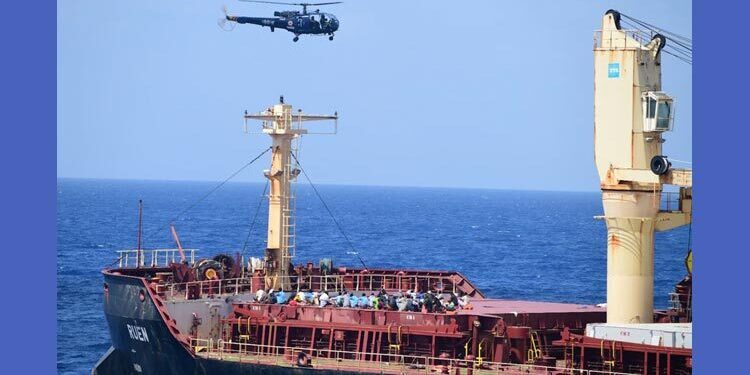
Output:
(94, 10), (692, 375)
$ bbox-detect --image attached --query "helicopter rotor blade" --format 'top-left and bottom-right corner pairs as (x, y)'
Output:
(239, 1), (305, 5)
(238, 1), (342, 6)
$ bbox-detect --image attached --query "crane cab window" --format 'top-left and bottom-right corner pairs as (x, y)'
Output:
(642, 92), (674, 132)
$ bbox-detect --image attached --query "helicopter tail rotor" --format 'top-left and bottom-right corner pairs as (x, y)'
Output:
(218, 5), (237, 31)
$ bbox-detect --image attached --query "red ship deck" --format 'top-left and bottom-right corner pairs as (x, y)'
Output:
(462, 299), (604, 316)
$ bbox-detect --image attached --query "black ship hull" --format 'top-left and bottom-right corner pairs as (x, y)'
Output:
(94, 273), (372, 375)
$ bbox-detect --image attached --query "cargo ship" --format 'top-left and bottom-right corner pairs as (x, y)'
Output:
(94, 10), (693, 375)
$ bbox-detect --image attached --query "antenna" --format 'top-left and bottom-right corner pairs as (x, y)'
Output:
(136, 200), (143, 268)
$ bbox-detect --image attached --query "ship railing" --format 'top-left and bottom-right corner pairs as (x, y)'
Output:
(594, 29), (653, 50)
(189, 338), (636, 375)
(281, 272), (464, 295)
(660, 191), (682, 212)
(116, 248), (197, 268)
(156, 277), (253, 301)
(156, 272), (465, 301)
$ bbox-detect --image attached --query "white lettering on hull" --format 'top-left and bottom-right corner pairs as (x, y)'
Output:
(126, 324), (150, 343)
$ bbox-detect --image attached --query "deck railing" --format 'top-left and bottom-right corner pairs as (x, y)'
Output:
(155, 272), (467, 301)
(156, 277), (252, 300)
(594, 29), (653, 50)
(117, 248), (197, 268)
(190, 338), (637, 375)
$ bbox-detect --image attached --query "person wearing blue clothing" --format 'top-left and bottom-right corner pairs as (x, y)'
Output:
(276, 290), (288, 304)
(357, 293), (367, 308)
(348, 293), (358, 308)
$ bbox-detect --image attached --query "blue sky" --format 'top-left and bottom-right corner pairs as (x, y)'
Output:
(57, 0), (692, 192)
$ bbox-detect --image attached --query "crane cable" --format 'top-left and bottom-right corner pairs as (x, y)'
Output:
(140, 146), (272, 246)
(617, 12), (692, 65)
(241, 177), (269, 258)
(290, 151), (368, 270)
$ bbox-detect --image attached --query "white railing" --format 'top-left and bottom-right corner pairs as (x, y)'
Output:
(117, 249), (197, 268)
(594, 29), (652, 50)
(156, 272), (466, 301)
(190, 338), (638, 375)
(156, 277), (253, 301)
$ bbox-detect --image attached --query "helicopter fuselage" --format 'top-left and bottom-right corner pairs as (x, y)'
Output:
(228, 12), (339, 37)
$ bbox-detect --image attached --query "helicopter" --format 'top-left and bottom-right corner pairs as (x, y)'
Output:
(220, 1), (341, 42)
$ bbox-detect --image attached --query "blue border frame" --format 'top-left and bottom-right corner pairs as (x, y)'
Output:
(693, 0), (750, 372)
(2, 0), (748, 372)
(1, 1), (56, 373)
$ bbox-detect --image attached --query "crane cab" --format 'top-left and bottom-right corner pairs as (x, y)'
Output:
(642, 91), (675, 132)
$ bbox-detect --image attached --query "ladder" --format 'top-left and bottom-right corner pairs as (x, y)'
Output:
(281, 123), (299, 266)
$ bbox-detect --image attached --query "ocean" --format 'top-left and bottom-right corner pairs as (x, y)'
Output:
(56, 178), (689, 374)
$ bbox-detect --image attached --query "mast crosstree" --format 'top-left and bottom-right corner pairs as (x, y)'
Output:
(244, 97), (338, 290)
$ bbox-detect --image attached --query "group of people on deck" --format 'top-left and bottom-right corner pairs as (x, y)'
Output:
(252, 288), (472, 313)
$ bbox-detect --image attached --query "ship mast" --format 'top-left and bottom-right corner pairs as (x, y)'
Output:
(594, 11), (692, 324)
(244, 96), (338, 291)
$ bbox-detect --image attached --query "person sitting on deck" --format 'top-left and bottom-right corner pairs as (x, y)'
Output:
(357, 293), (368, 308)
(434, 296), (446, 313)
(458, 292), (472, 310)
(388, 294), (398, 310)
(255, 288), (267, 303)
(333, 293), (344, 307)
(378, 291), (388, 309)
(319, 290), (330, 307)
(305, 289), (315, 304)
(348, 293), (358, 308)
(449, 292), (459, 307)
(423, 291), (435, 313)
(276, 290), (288, 304)
(409, 297), (420, 312)
(397, 295), (408, 311)
(268, 290), (278, 304)
(367, 292), (378, 309)
(445, 301), (456, 313)
(295, 290), (307, 304)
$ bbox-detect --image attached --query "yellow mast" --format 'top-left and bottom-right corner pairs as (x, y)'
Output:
(244, 97), (337, 290)
(593, 11), (692, 324)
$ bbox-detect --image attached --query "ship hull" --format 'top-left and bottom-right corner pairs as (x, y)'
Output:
(96, 272), (379, 375)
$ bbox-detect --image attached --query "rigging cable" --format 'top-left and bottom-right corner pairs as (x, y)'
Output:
(618, 15), (692, 65)
(241, 178), (269, 259)
(140, 146), (272, 246)
(290, 151), (368, 270)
